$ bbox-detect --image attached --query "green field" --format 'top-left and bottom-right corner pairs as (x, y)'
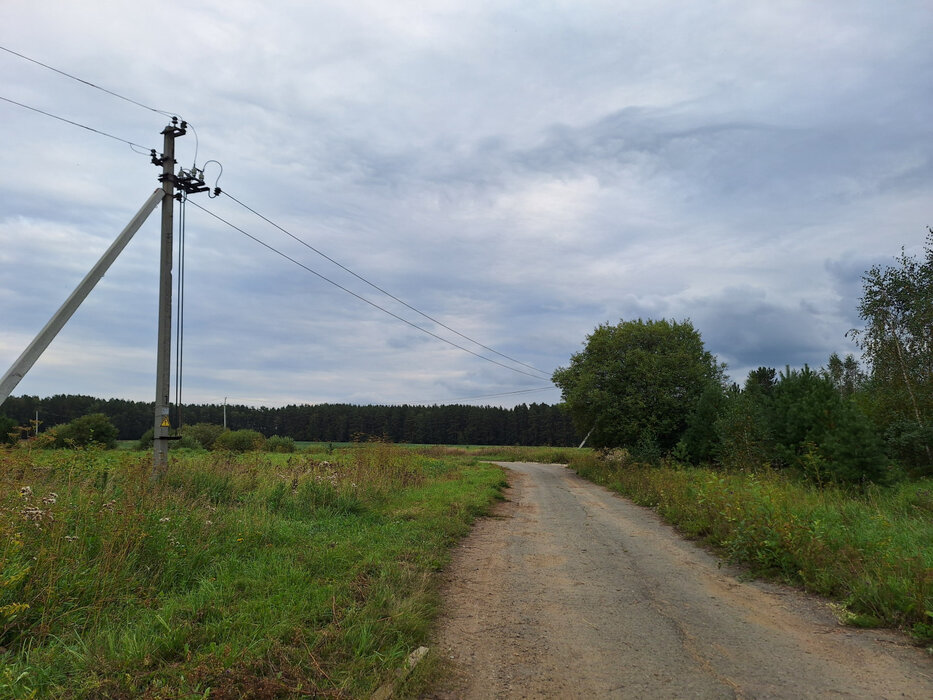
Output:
(0, 443), (509, 698)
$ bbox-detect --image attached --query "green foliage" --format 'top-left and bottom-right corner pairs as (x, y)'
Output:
(680, 362), (889, 484)
(135, 427), (202, 452)
(769, 367), (888, 484)
(264, 435), (296, 453)
(547, 234), (933, 479)
(212, 429), (266, 453)
(700, 365), (888, 484)
(823, 352), (865, 399)
(48, 413), (118, 449)
(745, 366), (777, 394)
(681, 383), (727, 463)
(818, 403), (889, 485)
(851, 230), (933, 471)
(135, 427), (153, 450)
(172, 434), (202, 450)
(769, 366), (839, 464)
(713, 385), (773, 470)
(180, 422), (224, 450)
(0, 415), (19, 446)
(884, 419), (933, 471)
(552, 318), (724, 451)
(1, 395), (580, 446)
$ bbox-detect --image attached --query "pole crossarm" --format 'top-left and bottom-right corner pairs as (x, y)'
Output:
(0, 188), (165, 406)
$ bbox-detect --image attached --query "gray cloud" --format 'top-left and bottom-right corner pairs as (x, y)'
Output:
(1, 0), (931, 409)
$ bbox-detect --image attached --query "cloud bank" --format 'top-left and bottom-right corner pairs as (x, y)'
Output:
(1, 1), (931, 408)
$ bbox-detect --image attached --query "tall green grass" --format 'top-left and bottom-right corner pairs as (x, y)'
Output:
(0, 442), (506, 698)
(569, 450), (933, 640)
(415, 444), (586, 464)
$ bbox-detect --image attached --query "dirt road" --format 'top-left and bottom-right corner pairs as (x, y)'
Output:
(428, 462), (933, 699)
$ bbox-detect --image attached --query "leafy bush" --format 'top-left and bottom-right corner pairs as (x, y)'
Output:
(172, 434), (203, 450)
(49, 413), (118, 449)
(883, 419), (933, 474)
(181, 423), (225, 450)
(264, 435), (295, 453)
(0, 415), (20, 445)
(135, 427), (154, 450)
(212, 429), (265, 453)
(136, 427), (209, 452)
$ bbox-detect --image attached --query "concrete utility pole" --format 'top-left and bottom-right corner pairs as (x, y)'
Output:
(151, 118), (209, 478)
(151, 122), (182, 477)
(1, 118), (212, 475)
(0, 118), (208, 470)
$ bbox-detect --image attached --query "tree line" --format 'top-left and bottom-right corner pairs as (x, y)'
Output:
(0, 397), (579, 447)
(553, 232), (933, 484)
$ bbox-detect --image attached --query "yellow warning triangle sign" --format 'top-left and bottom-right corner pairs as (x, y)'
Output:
(160, 417), (171, 428)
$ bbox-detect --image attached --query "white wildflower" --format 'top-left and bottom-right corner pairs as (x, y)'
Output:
(21, 506), (52, 526)
(22, 506), (44, 521)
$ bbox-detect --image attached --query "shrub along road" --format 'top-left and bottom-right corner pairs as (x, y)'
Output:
(429, 462), (933, 698)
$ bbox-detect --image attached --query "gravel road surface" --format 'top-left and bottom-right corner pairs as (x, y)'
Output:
(428, 462), (933, 699)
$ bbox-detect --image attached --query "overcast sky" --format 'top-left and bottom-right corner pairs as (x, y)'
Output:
(1, 1), (931, 410)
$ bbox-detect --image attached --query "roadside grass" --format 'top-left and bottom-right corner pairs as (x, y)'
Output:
(568, 450), (933, 641)
(414, 444), (586, 464)
(0, 442), (506, 698)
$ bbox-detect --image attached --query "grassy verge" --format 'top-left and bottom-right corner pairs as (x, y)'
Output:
(568, 450), (933, 642)
(412, 444), (586, 464)
(0, 443), (506, 698)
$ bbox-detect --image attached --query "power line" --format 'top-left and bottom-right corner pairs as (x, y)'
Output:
(0, 45), (201, 168)
(1, 44), (552, 389)
(220, 189), (552, 380)
(0, 44), (173, 117)
(0, 94), (153, 153)
(0, 44), (548, 380)
(186, 199), (550, 381)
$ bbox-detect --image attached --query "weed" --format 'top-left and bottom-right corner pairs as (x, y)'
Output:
(0, 442), (505, 697)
